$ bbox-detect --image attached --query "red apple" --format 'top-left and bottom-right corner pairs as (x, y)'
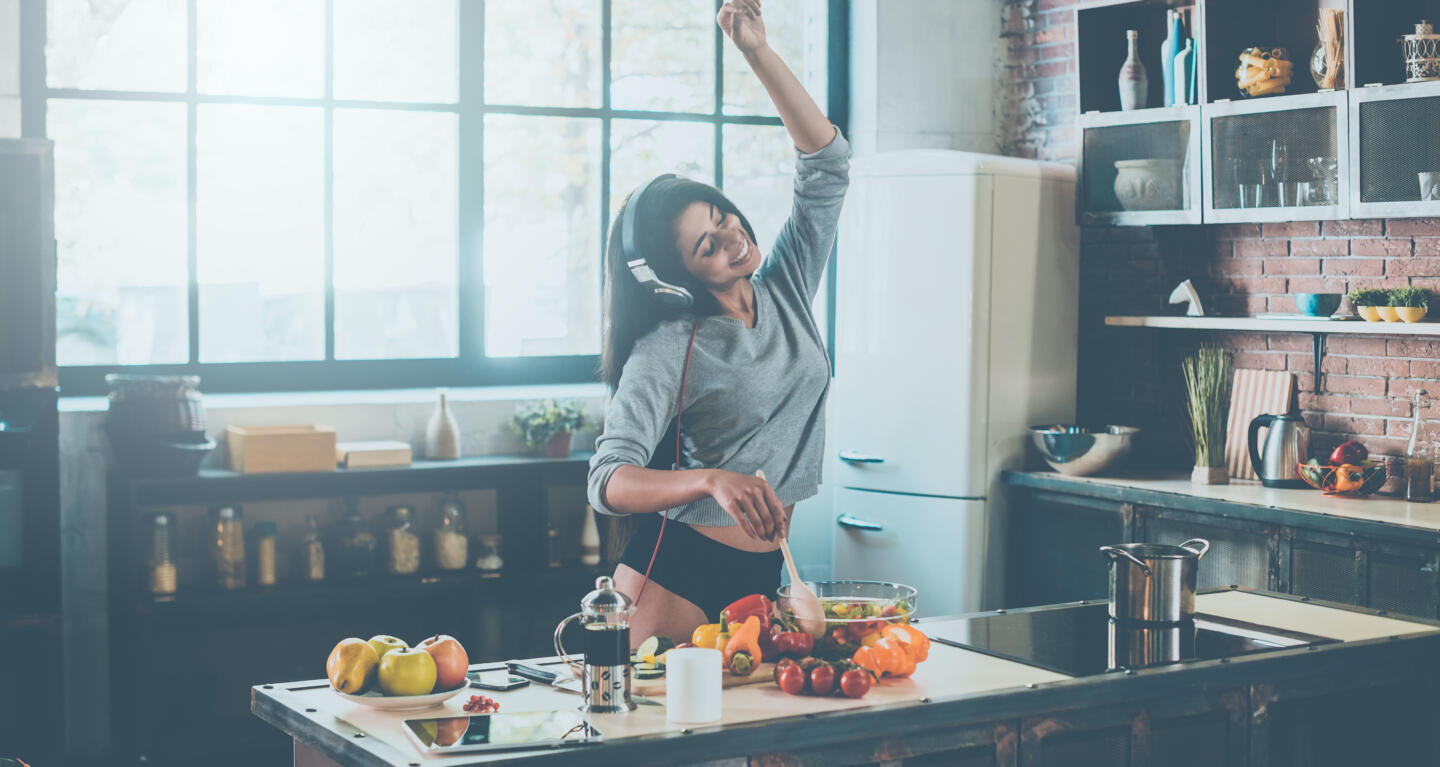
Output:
(417, 634), (469, 691)
(1329, 439), (1368, 466)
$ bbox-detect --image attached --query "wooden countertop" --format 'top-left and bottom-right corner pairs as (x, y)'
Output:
(1004, 470), (1440, 541)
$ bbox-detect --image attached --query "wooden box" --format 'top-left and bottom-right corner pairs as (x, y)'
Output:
(225, 425), (337, 474)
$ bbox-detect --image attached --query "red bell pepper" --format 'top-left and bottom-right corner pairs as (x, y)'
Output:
(773, 630), (814, 659)
(720, 593), (773, 634)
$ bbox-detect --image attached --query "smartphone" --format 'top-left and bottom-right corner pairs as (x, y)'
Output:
(468, 671), (531, 691)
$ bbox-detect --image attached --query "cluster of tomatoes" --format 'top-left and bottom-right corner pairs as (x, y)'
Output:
(772, 657), (873, 699)
(461, 694), (500, 713)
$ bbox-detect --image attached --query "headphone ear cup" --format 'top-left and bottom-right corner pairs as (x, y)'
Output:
(622, 174), (694, 308)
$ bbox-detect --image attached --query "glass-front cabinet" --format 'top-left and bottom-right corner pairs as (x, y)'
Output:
(1350, 81), (1440, 218)
(1078, 107), (1202, 226)
(1202, 91), (1348, 222)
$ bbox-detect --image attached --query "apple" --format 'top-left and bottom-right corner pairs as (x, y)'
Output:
(378, 646), (437, 696)
(417, 635), (470, 691)
(1329, 439), (1368, 466)
(326, 637), (379, 694)
(367, 634), (408, 662)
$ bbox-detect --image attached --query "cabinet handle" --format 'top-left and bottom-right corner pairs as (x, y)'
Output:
(837, 514), (884, 532)
(839, 450), (884, 464)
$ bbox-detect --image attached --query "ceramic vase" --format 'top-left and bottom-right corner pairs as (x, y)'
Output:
(1119, 30), (1149, 111)
(1160, 10), (1180, 107)
(579, 504), (601, 566)
(425, 390), (461, 459)
(1397, 306), (1428, 323)
(1377, 306), (1401, 322)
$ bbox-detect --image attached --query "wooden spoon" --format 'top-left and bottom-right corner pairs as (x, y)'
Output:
(756, 470), (826, 638)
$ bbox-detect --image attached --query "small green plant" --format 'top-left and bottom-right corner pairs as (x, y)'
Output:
(1182, 346), (1233, 469)
(1347, 288), (1388, 307)
(1387, 286), (1432, 308)
(512, 398), (590, 449)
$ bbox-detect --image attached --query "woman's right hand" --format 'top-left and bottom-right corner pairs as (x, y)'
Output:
(704, 469), (787, 541)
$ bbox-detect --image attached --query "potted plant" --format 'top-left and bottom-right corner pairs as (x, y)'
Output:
(1388, 286), (1431, 323)
(1347, 288), (1388, 322)
(1182, 345), (1233, 485)
(512, 399), (590, 458)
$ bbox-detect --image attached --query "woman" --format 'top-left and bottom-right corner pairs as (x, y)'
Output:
(586, 0), (848, 644)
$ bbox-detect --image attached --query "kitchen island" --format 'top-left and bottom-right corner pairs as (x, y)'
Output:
(253, 588), (1440, 767)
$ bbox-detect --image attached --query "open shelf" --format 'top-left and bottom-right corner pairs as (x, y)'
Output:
(1202, 0), (1334, 104)
(1078, 0), (1198, 114)
(1350, 1), (1440, 88)
(1105, 314), (1440, 334)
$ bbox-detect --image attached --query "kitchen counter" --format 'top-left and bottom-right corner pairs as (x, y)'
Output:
(253, 589), (1440, 767)
(1004, 469), (1440, 542)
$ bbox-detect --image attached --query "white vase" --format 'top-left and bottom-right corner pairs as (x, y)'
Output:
(425, 390), (461, 460)
(580, 504), (601, 566)
(1118, 30), (1149, 111)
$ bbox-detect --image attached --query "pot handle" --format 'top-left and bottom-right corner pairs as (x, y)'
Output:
(1179, 538), (1210, 559)
(1099, 545), (1152, 576)
(553, 612), (585, 677)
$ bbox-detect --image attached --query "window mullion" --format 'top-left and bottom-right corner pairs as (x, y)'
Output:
(323, 0), (336, 361)
(599, 0), (612, 330)
(713, 0), (724, 188)
(458, 0), (485, 369)
(186, 0), (199, 366)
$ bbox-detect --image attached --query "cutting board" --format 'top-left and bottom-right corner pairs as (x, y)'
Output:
(633, 662), (776, 697)
(1225, 369), (1296, 480)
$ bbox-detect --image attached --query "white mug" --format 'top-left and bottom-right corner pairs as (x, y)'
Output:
(1421, 172), (1440, 202)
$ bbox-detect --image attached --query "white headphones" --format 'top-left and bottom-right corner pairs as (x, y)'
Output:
(621, 173), (694, 308)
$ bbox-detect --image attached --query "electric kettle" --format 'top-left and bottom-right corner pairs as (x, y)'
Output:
(1248, 412), (1310, 488)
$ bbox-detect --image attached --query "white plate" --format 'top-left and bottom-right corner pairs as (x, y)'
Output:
(331, 683), (468, 711)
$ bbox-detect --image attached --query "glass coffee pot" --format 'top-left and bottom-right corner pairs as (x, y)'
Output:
(554, 576), (635, 713)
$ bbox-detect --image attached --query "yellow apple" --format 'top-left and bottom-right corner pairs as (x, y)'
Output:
(326, 638), (379, 694)
(367, 634), (407, 662)
(378, 647), (437, 696)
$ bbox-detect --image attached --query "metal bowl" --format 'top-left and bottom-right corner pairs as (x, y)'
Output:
(1029, 424), (1140, 476)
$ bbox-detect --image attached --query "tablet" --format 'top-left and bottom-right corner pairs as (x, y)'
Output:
(402, 711), (603, 754)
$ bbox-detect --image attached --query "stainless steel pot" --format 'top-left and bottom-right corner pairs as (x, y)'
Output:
(1099, 539), (1210, 623)
(1106, 618), (1196, 670)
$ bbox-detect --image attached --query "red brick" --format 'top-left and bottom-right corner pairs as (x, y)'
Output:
(1390, 378), (1432, 399)
(1324, 376), (1388, 396)
(1036, 0), (1076, 10)
(1214, 257), (1263, 275)
(1219, 276), (1288, 293)
(1326, 336), (1387, 355)
(1321, 355), (1347, 374)
(1387, 419), (1414, 438)
(1350, 396), (1411, 417)
(1286, 352), (1314, 371)
(1213, 224), (1263, 239)
(1268, 335), (1312, 352)
(1235, 239), (1289, 258)
(1268, 295), (1297, 313)
(1415, 238), (1440, 256)
(1325, 414), (1385, 436)
(1033, 60), (1071, 78)
(1299, 393), (1350, 411)
(1263, 257), (1320, 275)
(1352, 238), (1412, 257)
(1219, 332), (1271, 350)
(1286, 276), (1346, 293)
(1264, 222), (1322, 238)
(1324, 259), (1385, 276)
(1388, 258), (1440, 278)
(1233, 351), (1287, 370)
(1348, 357), (1412, 377)
(1387, 218), (1440, 236)
(1031, 25), (1069, 45)
(1323, 220), (1384, 237)
(1388, 338), (1440, 357)
(1291, 239), (1350, 256)
(1411, 360), (1440, 378)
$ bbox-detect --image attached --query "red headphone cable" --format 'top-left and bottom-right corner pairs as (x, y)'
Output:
(634, 318), (700, 606)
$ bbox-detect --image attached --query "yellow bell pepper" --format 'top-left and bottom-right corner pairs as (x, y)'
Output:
(690, 622), (723, 649)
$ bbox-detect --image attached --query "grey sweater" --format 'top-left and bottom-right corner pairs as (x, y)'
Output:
(587, 128), (850, 526)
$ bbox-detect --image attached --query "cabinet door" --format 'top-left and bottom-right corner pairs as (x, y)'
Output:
(1365, 543), (1440, 620)
(1250, 670), (1440, 766)
(1020, 688), (1246, 767)
(1006, 489), (1125, 608)
(1136, 507), (1272, 591)
(1287, 530), (1363, 607)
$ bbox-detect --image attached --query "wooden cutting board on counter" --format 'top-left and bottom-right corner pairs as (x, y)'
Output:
(633, 663), (776, 697)
(1225, 369), (1296, 480)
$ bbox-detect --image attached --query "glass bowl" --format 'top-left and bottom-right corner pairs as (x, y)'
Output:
(778, 580), (917, 653)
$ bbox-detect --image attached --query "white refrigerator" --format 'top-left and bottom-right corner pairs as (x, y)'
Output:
(831, 151), (1078, 617)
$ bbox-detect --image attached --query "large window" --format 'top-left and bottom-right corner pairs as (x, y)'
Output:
(23, 0), (841, 394)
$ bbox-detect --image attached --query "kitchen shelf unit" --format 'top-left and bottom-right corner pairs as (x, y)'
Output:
(105, 452), (604, 766)
(1076, 0), (1440, 225)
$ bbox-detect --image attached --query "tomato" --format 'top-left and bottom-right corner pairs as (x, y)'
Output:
(839, 669), (872, 698)
(775, 663), (807, 695)
(773, 658), (799, 685)
(809, 664), (836, 696)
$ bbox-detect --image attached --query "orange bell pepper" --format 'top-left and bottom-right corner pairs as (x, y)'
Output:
(853, 636), (911, 677)
(722, 615), (763, 675)
(883, 624), (931, 663)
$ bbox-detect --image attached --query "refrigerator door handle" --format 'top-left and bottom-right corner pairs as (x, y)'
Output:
(837, 514), (885, 532)
(838, 450), (885, 464)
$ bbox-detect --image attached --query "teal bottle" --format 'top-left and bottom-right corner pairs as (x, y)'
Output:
(1174, 39), (1195, 106)
(1160, 10), (1181, 107)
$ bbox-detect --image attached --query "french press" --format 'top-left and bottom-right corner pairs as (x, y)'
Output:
(554, 576), (636, 713)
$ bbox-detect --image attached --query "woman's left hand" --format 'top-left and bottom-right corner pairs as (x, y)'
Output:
(717, 0), (766, 55)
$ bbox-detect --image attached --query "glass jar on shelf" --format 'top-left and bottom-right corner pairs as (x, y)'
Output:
(475, 534), (503, 572)
(301, 514), (325, 581)
(1406, 390), (1435, 503)
(336, 497), (376, 578)
(147, 511), (177, 597)
(254, 521), (278, 586)
(434, 495), (468, 571)
(212, 505), (246, 590)
(384, 505), (421, 575)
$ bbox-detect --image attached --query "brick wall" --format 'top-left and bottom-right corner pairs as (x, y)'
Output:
(1001, 0), (1440, 467)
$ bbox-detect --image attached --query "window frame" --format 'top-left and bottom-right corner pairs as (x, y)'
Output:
(21, 0), (849, 396)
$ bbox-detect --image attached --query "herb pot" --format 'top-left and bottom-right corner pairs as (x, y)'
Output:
(1099, 539), (1210, 623)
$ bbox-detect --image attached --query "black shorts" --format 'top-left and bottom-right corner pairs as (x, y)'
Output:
(619, 513), (784, 622)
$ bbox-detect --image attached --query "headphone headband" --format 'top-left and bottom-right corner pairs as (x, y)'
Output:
(621, 173), (694, 308)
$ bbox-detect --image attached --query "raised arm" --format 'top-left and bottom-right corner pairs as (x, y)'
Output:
(718, 0), (833, 153)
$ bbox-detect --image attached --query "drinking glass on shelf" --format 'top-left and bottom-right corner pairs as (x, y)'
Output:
(1307, 157), (1338, 206)
(1270, 139), (1291, 207)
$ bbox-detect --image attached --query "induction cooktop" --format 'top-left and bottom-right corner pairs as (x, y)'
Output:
(923, 602), (1338, 677)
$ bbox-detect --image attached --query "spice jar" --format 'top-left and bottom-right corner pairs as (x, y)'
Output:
(434, 495), (468, 571)
(301, 514), (325, 581)
(475, 534), (503, 572)
(336, 498), (376, 578)
(212, 505), (246, 590)
(147, 512), (177, 596)
(385, 505), (421, 575)
(255, 521), (278, 586)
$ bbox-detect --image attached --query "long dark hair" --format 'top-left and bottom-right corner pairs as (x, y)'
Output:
(599, 176), (757, 389)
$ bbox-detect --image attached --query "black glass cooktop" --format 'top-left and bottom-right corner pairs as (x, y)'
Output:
(924, 602), (1338, 677)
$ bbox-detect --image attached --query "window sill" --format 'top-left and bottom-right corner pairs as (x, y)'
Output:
(59, 381), (607, 415)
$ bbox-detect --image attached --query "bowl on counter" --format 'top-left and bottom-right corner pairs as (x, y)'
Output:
(778, 580), (916, 647)
(1294, 292), (1342, 317)
(1029, 424), (1141, 477)
(1297, 460), (1386, 497)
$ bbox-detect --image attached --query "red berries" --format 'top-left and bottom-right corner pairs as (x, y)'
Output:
(462, 694), (499, 713)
